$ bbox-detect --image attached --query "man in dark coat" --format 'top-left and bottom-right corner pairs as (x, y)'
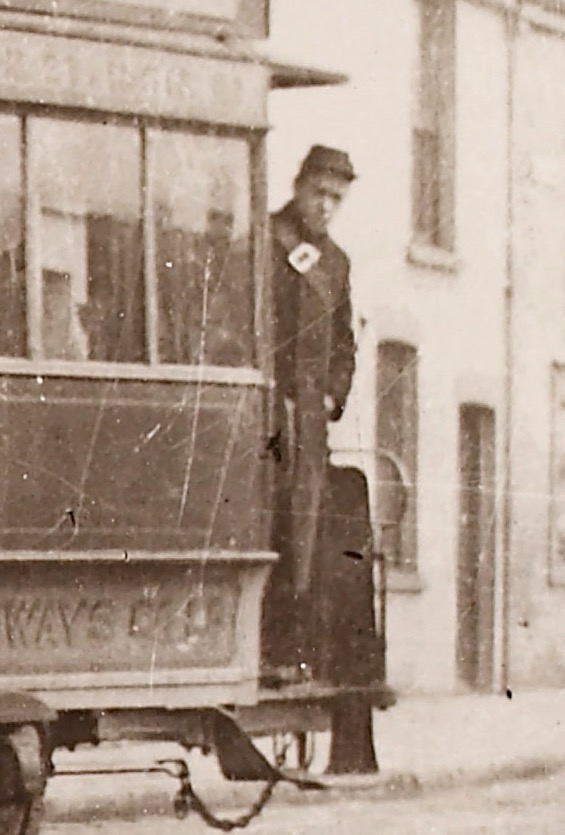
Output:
(263, 145), (357, 676)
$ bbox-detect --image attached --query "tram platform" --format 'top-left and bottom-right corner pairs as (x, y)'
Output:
(44, 687), (565, 823)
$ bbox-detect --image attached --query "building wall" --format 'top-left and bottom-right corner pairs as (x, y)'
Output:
(267, 0), (512, 693)
(508, 18), (565, 687)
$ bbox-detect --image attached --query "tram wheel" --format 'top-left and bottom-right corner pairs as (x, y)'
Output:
(0, 797), (45, 835)
(0, 727), (47, 835)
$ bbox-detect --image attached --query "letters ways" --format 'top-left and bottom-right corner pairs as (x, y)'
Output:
(0, 588), (237, 672)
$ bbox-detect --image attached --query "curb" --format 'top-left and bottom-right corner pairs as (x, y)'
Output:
(43, 755), (565, 824)
(414, 755), (565, 794)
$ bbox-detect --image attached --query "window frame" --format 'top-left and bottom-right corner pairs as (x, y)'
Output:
(0, 106), (265, 385)
(376, 340), (419, 579)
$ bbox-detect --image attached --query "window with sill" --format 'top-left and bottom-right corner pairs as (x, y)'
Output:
(412, 0), (456, 253)
(1, 113), (256, 370)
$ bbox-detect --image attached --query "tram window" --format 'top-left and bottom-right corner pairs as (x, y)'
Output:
(147, 130), (254, 367)
(28, 118), (145, 363)
(0, 116), (24, 358)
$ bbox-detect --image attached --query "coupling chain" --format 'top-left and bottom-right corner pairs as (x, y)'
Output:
(177, 772), (280, 832)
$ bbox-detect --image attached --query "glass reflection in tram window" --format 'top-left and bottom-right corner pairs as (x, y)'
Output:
(148, 131), (254, 367)
(0, 116), (24, 358)
(28, 118), (144, 363)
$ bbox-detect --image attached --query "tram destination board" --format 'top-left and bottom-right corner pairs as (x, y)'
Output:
(0, 28), (268, 127)
(0, 560), (240, 675)
(0, 553), (274, 708)
(0, 0), (269, 37)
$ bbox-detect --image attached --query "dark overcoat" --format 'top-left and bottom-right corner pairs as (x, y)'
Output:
(271, 202), (355, 424)
(262, 201), (356, 670)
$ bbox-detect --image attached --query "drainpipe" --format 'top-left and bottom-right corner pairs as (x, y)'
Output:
(501, 0), (521, 695)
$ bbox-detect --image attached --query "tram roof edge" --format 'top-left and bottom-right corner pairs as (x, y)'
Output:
(249, 42), (347, 88)
(267, 59), (348, 89)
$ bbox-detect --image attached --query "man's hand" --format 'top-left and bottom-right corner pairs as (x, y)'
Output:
(324, 394), (345, 422)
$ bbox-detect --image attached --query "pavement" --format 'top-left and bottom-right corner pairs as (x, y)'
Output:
(44, 687), (565, 823)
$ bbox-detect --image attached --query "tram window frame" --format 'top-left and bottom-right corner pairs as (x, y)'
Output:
(26, 116), (146, 364)
(145, 127), (256, 369)
(0, 108), (262, 379)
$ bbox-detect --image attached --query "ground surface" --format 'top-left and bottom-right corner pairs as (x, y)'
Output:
(42, 769), (565, 834)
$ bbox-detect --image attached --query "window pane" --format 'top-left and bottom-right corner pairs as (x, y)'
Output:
(0, 116), (24, 358)
(29, 118), (144, 362)
(149, 131), (254, 367)
(418, 1), (444, 129)
(413, 0), (455, 252)
(377, 342), (418, 572)
(413, 127), (441, 246)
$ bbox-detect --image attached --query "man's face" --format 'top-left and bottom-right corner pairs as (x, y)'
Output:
(293, 171), (351, 237)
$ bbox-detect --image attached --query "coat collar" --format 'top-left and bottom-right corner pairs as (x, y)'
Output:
(275, 201), (329, 249)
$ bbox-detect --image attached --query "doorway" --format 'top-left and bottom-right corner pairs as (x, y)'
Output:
(457, 404), (496, 691)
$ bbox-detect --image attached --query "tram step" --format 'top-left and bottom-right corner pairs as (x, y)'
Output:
(211, 709), (324, 790)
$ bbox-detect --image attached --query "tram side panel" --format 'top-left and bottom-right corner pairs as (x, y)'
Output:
(0, 376), (274, 710)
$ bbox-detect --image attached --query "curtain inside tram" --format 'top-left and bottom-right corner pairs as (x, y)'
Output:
(0, 116), (24, 358)
(156, 221), (197, 365)
(83, 215), (145, 363)
(156, 217), (253, 367)
(0, 241), (25, 357)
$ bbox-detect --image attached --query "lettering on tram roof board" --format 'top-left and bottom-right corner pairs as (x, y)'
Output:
(0, 29), (268, 126)
(0, 0), (269, 36)
(106, 0), (239, 17)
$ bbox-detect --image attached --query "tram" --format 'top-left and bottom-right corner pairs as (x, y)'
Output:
(0, 2), (394, 831)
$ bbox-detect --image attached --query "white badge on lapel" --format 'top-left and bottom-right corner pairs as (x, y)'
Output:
(288, 242), (321, 275)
